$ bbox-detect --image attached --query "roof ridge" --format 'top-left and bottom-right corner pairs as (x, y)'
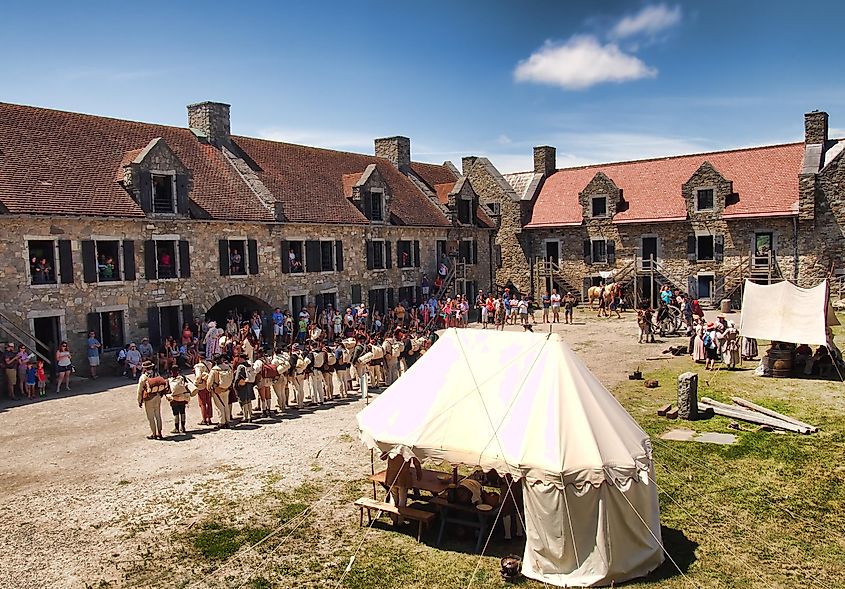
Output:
(508, 140), (806, 176)
(0, 101), (186, 133)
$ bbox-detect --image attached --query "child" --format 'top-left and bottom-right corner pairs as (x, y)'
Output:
(25, 360), (37, 400)
(165, 365), (191, 434)
(36, 358), (47, 397)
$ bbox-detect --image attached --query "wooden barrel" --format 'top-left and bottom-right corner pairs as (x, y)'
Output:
(767, 348), (793, 378)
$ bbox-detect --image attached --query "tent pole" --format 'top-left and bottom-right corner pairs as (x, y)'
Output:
(370, 449), (377, 500)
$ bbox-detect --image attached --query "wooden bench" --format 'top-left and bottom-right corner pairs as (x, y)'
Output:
(354, 496), (436, 542)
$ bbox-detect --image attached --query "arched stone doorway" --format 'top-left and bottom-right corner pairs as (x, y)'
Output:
(205, 294), (273, 326)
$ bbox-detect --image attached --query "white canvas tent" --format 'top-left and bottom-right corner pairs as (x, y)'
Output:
(739, 279), (839, 346)
(356, 329), (664, 587)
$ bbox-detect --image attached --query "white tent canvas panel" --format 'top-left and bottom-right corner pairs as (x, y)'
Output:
(356, 329), (663, 586)
(739, 280), (838, 346)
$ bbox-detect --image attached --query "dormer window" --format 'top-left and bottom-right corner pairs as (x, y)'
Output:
(458, 197), (472, 224)
(485, 202), (501, 216)
(152, 173), (176, 214)
(591, 196), (608, 218)
(695, 188), (714, 212)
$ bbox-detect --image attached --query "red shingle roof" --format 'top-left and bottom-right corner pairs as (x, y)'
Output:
(434, 182), (454, 205)
(0, 103), (271, 221)
(0, 103), (452, 226)
(527, 142), (804, 227)
(410, 162), (458, 191)
(234, 136), (451, 226)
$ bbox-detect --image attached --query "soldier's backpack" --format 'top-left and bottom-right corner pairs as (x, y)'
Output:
(143, 376), (169, 400)
(211, 366), (234, 392)
(261, 362), (278, 380)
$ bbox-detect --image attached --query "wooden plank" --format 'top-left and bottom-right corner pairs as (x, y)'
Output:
(657, 404), (672, 417)
(665, 408), (678, 419)
(698, 401), (808, 433)
(729, 396), (818, 432)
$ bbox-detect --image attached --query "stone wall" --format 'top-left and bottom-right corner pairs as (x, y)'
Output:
(798, 149), (845, 284)
(527, 216), (798, 299)
(1, 216), (492, 369)
(464, 161), (531, 293)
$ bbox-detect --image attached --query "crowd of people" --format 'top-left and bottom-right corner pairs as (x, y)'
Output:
(135, 315), (436, 439)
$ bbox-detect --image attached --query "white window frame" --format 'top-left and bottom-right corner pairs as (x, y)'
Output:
(591, 238), (608, 264)
(368, 188), (385, 223)
(319, 239), (337, 274)
(284, 238), (306, 274)
(289, 292), (308, 318)
(24, 236), (61, 289)
(90, 235), (126, 285)
(694, 186), (716, 212)
(222, 236), (250, 278)
(695, 232), (715, 262)
(154, 300), (183, 341)
(371, 239), (387, 270)
(93, 304), (129, 350)
(150, 169), (178, 215)
(590, 194), (608, 218)
(26, 309), (67, 344)
(151, 234), (182, 281)
(396, 240), (416, 269)
(485, 201), (501, 216)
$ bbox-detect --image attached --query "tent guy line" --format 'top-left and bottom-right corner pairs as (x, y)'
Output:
(454, 329), (554, 587)
(647, 471), (795, 589)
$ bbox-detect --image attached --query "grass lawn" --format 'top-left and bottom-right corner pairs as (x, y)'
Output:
(145, 317), (845, 588)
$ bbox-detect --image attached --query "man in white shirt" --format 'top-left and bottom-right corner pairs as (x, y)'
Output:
(550, 289), (562, 323)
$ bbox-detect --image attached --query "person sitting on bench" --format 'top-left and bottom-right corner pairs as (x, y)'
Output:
(381, 452), (422, 524)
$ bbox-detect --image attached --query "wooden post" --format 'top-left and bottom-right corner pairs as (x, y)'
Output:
(650, 255), (655, 308)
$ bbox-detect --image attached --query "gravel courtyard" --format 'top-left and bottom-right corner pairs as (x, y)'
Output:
(0, 310), (678, 589)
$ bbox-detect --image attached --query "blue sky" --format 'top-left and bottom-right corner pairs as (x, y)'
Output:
(3, 0), (844, 172)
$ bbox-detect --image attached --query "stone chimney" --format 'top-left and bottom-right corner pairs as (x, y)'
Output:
(374, 136), (411, 169)
(187, 101), (231, 146)
(804, 110), (828, 144)
(461, 156), (478, 176)
(533, 145), (556, 176)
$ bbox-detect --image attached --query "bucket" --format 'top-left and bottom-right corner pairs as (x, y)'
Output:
(767, 348), (793, 378)
(720, 298), (732, 314)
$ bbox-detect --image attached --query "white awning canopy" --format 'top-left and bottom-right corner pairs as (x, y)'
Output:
(739, 280), (839, 346)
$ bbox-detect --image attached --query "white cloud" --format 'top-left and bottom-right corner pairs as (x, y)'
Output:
(496, 134), (512, 145)
(514, 35), (657, 90)
(256, 127), (374, 152)
(611, 4), (682, 39)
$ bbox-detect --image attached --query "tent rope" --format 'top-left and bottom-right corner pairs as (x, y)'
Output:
(452, 331), (556, 587)
(652, 438), (844, 537)
(615, 482), (704, 589)
(647, 467), (809, 589)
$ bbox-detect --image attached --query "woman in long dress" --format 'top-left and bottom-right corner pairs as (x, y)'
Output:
(741, 336), (758, 360)
(692, 319), (707, 362)
(204, 321), (221, 358)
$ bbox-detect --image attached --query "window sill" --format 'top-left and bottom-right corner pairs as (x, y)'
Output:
(30, 283), (59, 289)
(371, 267), (387, 272)
(228, 274), (249, 279)
(320, 270), (336, 275)
(95, 280), (126, 287)
(150, 277), (181, 282)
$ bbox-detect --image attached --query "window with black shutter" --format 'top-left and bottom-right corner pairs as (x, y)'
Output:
(335, 240), (344, 271)
(606, 240), (616, 264)
(351, 284), (362, 304)
(123, 240), (136, 281)
(178, 240), (191, 278)
(714, 234), (725, 262)
(385, 241), (392, 269)
(397, 240), (413, 268)
(320, 241), (335, 272)
(583, 239), (592, 265)
(93, 310), (125, 349)
(368, 241), (387, 270)
(369, 190), (384, 222)
(147, 306), (162, 347)
(305, 240), (321, 273)
(145, 240), (158, 280)
(458, 198), (471, 224)
(147, 239), (182, 279)
(81, 240), (98, 283)
(697, 235), (714, 261)
(687, 235), (697, 262)
(471, 240), (478, 265)
(247, 239), (258, 275)
(413, 241), (420, 268)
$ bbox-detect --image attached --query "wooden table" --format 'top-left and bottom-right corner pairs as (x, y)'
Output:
(370, 468), (453, 498)
(430, 496), (497, 553)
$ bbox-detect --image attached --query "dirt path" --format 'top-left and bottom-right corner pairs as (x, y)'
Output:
(0, 308), (674, 589)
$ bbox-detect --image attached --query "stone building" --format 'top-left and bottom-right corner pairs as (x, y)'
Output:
(0, 101), (494, 367)
(475, 110), (845, 306)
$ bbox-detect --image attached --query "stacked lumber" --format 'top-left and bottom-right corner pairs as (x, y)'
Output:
(699, 396), (819, 434)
